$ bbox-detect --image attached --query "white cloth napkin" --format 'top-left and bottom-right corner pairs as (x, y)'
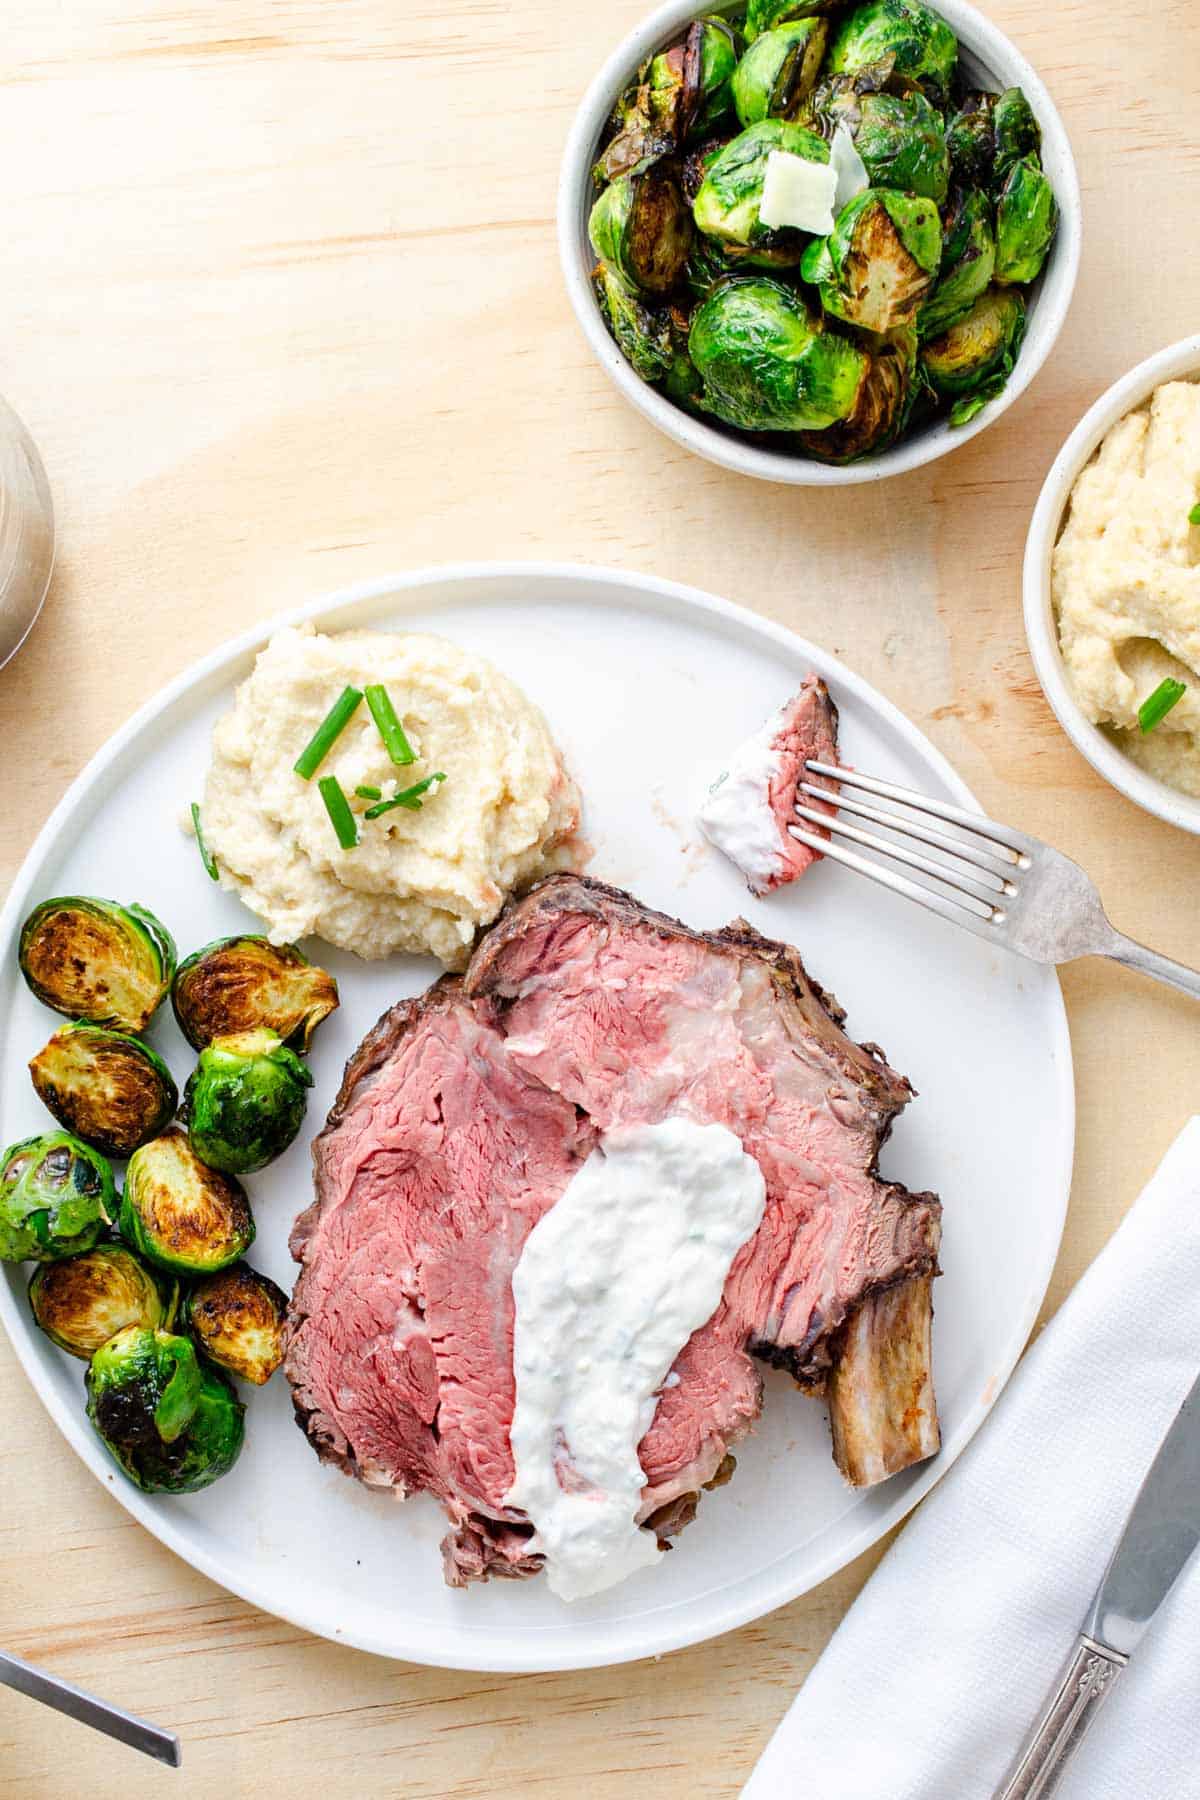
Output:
(743, 1118), (1200, 1800)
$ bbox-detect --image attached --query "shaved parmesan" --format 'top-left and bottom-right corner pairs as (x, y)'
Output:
(830, 124), (870, 215)
(758, 150), (838, 235)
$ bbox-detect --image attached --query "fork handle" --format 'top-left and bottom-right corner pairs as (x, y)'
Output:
(1102, 931), (1200, 1002)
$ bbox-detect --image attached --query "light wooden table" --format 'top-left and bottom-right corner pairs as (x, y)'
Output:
(1, 3), (1197, 1794)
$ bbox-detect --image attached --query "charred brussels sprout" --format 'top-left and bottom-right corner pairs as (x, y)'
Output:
(184, 1028), (312, 1175)
(29, 1025), (178, 1159)
(122, 1128), (254, 1274)
(842, 88), (949, 201)
(825, 0), (957, 101)
(731, 19), (828, 126)
(29, 1244), (177, 1359)
(172, 936), (338, 1054)
(19, 897), (176, 1033)
(918, 185), (995, 339)
(992, 87), (1041, 182)
(593, 262), (677, 380)
(0, 1132), (114, 1264)
(589, 160), (693, 296)
(185, 1263), (289, 1386)
(801, 188), (941, 332)
(689, 277), (868, 431)
(682, 228), (738, 300)
(921, 285), (1026, 422)
(796, 331), (915, 462)
(693, 119), (829, 264)
(746, 0), (843, 36)
(86, 1324), (244, 1494)
(945, 91), (995, 184)
(994, 156), (1057, 285)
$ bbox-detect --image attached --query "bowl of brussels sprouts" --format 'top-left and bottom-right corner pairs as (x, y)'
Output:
(559, 0), (1080, 483)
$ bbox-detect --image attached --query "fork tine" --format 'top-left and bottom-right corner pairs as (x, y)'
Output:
(792, 804), (1005, 909)
(797, 782), (1015, 883)
(789, 822), (1000, 929)
(805, 761), (1030, 860)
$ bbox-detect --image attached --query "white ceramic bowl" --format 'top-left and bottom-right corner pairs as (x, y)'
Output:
(558, 0), (1081, 486)
(1023, 334), (1200, 835)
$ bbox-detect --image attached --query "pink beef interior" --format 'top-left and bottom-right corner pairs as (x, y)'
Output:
(286, 876), (941, 1587)
(762, 673), (841, 893)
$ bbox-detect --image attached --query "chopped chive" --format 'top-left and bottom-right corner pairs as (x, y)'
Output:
(364, 773), (447, 820)
(354, 785), (382, 801)
(293, 686), (363, 780)
(191, 803), (219, 881)
(318, 775), (359, 848)
(1189, 503), (1200, 526)
(1138, 677), (1187, 734)
(365, 684), (416, 766)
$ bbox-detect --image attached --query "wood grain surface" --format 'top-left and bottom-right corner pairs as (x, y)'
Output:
(1, 2), (1198, 1793)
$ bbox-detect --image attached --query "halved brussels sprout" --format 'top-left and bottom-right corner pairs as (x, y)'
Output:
(693, 119), (829, 265)
(992, 87), (1041, 182)
(682, 228), (738, 300)
(731, 19), (828, 127)
(29, 1025), (178, 1159)
(918, 185), (995, 339)
(688, 276), (869, 431)
(86, 1324), (245, 1494)
(842, 88), (949, 201)
(921, 285), (1025, 401)
(171, 936), (339, 1054)
(19, 897), (176, 1033)
(594, 74), (679, 186)
(589, 161), (693, 296)
(945, 91), (995, 185)
(801, 187), (941, 332)
(825, 0), (958, 101)
(593, 262), (677, 381)
(183, 1028), (312, 1175)
(29, 1244), (177, 1359)
(0, 1132), (115, 1264)
(662, 335), (708, 413)
(185, 1263), (289, 1386)
(746, 0), (843, 37)
(674, 16), (744, 136)
(122, 1127), (254, 1275)
(994, 156), (1057, 285)
(681, 134), (731, 205)
(796, 331), (914, 462)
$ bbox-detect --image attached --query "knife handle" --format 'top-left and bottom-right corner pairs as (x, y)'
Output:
(992, 1635), (1126, 1800)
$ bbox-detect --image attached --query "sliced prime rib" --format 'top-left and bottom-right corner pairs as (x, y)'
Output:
(286, 875), (941, 1588)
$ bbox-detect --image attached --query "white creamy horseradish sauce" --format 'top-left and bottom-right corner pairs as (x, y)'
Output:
(696, 705), (786, 890)
(504, 1118), (766, 1602)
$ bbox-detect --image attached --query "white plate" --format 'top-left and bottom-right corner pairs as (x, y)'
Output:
(0, 563), (1074, 1671)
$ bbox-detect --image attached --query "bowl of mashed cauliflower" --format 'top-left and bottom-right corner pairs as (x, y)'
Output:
(1024, 334), (1200, 834)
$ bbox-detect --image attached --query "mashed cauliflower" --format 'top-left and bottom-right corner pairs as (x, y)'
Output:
(1053, 379), (1200, 795)
(203, 625), (580, 967)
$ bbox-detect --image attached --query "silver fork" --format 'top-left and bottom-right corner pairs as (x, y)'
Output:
(789, 761), (1200, 1001)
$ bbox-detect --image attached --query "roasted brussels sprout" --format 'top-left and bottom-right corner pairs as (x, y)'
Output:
(19, 897), (176, 1033)
(918, 185), (995, 339)
(85, 1324), (245, 1494)
(921, 285), (1026, 422)
(945, 90), (995, 184)
(825, 0), (957, 101)
(122, 1127), (254, 1274)
(29, 1244), (177, 1359)
(689, 277), (868, 431)
(746, 0), (843, 36)
(801, 187), (941, 332)
(172, 936), (338, 1054)
(994, 156), (1057, 285)
(731, 19), (828, 126)
(594, 75), (680, 185)
(992, 86), (1041, 181)
(185, 1263), (289, 1386)
(29, 1024), (178, 1159)
(836, 87), (949, 201)
(693, 119), (829, 264)
(796, 330), (914, 461)
(662, 337), (708, 413)
(0, 1132), (114, 1264)
(183, 1028), (312, 1175)
(589, 159), (694, 297)
(592, 261), (677, 380)
(677, 16), (744, 135)
(682, 228), (738, 299)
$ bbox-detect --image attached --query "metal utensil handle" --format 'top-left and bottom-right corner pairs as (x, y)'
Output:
(992, 1636), (1125, 1799)
(0, 1649), (181, 1767)
(1103, 930), (1200, 1002)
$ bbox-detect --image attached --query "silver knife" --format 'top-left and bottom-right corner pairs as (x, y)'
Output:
(993, 1368), (1200, 1799)
(0, 1648), (181, 1767)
